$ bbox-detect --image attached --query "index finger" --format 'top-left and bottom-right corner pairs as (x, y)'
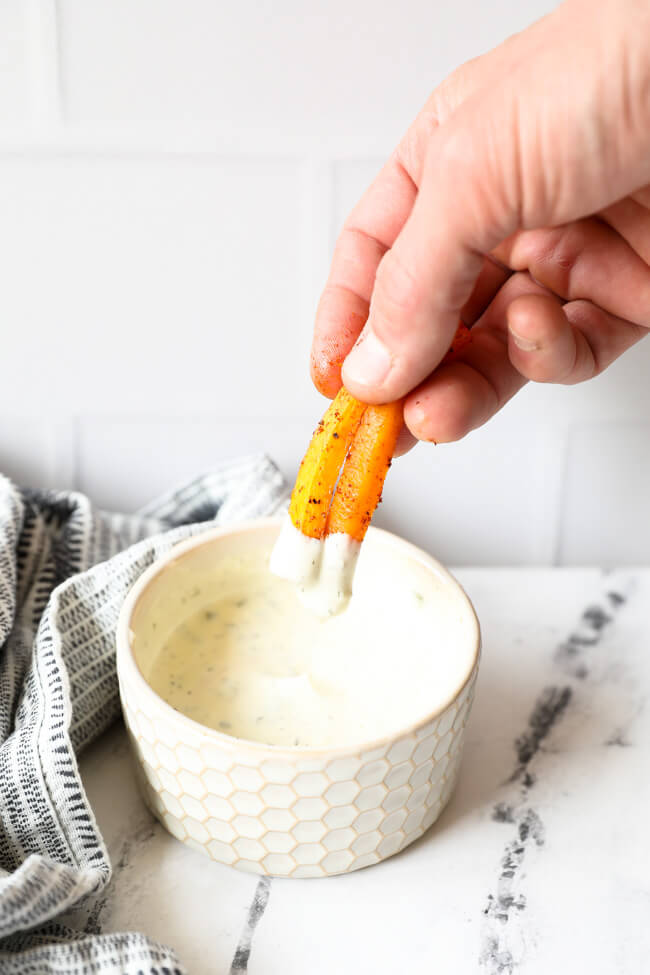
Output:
(310, 46), (518, 399)
(310, 155), (417, 397)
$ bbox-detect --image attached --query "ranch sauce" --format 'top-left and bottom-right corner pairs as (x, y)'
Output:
(145, 541), (475, 749)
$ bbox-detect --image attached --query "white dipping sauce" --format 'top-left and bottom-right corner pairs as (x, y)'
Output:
(269, 516), (360, 617)
(146, 538), (476, 749)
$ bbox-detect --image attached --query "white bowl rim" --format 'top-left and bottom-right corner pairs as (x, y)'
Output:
(116, 516), (481, 760)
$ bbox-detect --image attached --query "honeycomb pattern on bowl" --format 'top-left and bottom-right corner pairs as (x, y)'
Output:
(120, 662), (477, 879)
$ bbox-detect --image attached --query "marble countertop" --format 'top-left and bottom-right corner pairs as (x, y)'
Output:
(76, 568), (650, 974)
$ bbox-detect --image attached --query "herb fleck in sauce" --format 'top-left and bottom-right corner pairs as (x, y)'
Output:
(144, 546), (474, 748)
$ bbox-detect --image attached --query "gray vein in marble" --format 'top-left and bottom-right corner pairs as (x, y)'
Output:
(508, 686), (572, 784)
(481, 808), (544, 973)
(229, 877), (271, 974)
(555, 589), (625, 679)
(480, 576), (629, 974)
(604, 729), (632, 747)
(604, 697), (646, 748)
(84, 818), (158, 936)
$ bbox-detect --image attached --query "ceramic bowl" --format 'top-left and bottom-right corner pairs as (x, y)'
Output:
(116, 517), (480, 878)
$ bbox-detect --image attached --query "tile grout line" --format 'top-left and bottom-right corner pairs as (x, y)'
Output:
(52, 0), (67, 123)
(25, 0), (64, 129)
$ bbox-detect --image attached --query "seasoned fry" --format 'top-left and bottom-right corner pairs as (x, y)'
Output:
(288, 387), (365, 539)
(288, 320), (471, 541)
(326, 400), (404, 542)
(444, 320), (471, 361)
(275, 319), (472, 614)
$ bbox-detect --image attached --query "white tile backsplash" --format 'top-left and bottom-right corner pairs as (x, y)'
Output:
(0, 1), (31, 122)
(0, 155), (306, 415)
(0, 0), (648, 564)
(559, 422), (650, 566)
(77, 416), (307, 512)
(0, 417), (75, 491)
(374, 402), (564, 566)
(57, 0), (555, 152)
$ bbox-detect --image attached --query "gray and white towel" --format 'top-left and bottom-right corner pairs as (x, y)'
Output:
(0, 455), (287, 974)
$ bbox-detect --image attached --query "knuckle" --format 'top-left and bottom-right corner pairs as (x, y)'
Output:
(523, 222), (590, 298)
(395, 126), (426, 185)
(545, 224), (585, 294)
(374, 250), (422, 322)
(408, 393), (474, 445)
(515, 347), (575, 385)
(396, 109), (439, 185)
(433, 55), (484, 121)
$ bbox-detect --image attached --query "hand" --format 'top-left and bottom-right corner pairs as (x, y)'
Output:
(310, 0), (650, 453)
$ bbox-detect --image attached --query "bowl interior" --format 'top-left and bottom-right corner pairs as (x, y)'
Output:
(129, 524), (272, 680)
(124, 520), (480, 752)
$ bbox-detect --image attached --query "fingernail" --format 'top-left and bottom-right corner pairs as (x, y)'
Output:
(509, 327), (540, 352)
(343, 330), (392, 389)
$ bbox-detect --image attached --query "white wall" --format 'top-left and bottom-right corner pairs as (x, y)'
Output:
(1, 0), (649, 566)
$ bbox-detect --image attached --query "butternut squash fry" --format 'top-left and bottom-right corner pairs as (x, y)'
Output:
(326, 399), (404, 542)
(288, 387), (366, 539)
(288, 320), (471, 543)
(321, 321), (470, 542)
(444, 320), (471, 361)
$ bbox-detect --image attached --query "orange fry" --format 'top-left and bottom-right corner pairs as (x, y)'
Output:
(443, 320), (472, 362)
(288, 387), (366, 539)
(326, 400), (403, 542)
(288, 321), (470, 544)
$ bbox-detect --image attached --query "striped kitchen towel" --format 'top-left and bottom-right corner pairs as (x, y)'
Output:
(0, 455), (287, 974)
